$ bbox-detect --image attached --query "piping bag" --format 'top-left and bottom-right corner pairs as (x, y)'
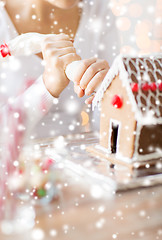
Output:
(0, 32), (92, 84)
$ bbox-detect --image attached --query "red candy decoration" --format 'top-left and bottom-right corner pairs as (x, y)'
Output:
(131, 83), (139, 92)
(158, 82), (162, 91)
(0, 43), (11, 58)
(42, 158), (55, 172)
(19, 169), (24, 175)
(141, 83), (150, 91)
(111, 95), (123, 108)
(149, 82), (157, 91)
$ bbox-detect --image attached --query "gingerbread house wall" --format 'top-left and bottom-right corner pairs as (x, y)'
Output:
(100, 74), (137, 159)
(138, 124), (162, 156)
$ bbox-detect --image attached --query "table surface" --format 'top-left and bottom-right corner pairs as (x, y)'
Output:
(0, 132), (162, 240)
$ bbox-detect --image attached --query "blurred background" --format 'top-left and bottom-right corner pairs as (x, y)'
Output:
(0, 0), (161, 239)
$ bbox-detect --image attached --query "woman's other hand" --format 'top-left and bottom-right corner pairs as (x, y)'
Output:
(73, 57), (109, 104)
(42, 33), (81, 98)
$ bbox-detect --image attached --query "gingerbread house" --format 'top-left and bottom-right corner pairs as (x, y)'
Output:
(91, 54), (162, 168)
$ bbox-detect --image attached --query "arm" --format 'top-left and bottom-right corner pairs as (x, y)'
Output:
(0, 33), (80, 131)
(41, 34), (109, 104)
(0, 33), (80, 172)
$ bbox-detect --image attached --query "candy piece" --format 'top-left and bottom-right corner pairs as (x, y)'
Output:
(149, 82), (157, 91)
(33, 188), (46, 198)
(19, 169), (24, 175)
(37, 188), (46, 198)
(131, 83), (139, 92)
(158, 82), (162, 91)
(111, 95), (123, 108)
(42, 158), (55, 172)
(0, 43), (11, 57)
(141, 83), (150, 91)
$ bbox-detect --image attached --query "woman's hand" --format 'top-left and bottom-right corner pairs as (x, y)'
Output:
(42, 33), (81, 98)
(73, 57), (109, 104)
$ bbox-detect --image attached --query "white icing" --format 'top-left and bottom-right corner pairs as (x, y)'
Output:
(65, 60), (81, 82)
(132, 152), (162, 162)
(65, 60), (102, 92)
(0, 32), (80, 83)
(7, 33), (54, 56)
(95, 144), (162, 164)
(94, 54), (162, 162)
(94, 144), (132, 164)
(92, 54), (162, 124)
(123, 57), (162, 121)
(0, 32), (104, 92)
(133, 122), (142, 159)
(92, 55), (122, 111)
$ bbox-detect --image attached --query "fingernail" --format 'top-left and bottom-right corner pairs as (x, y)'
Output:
(85, 90), (90, 96)
(80, 85), (84, 91)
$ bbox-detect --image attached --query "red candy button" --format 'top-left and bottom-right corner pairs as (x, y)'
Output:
(149, 82), (157, 91)
(111, 95), (123, 108)
(131, 83), (139, 92)
(141, 83), (150, 91)
(158, 82), (162, 91)
(0, 43), (11, 58)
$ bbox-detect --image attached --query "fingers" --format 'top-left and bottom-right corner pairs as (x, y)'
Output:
(85, 94), (95, 105)
(45, 52), (81, 75)
(60, 53), (81, 69)
(42, 33), (80, 98)
(74, 84), (85, 98)
(73, 59), (109, 101)
(42, 33), (81, 69)
(42, 33), (74, 59)
(50, 47), (76, 57)
(72, 57), (97, 85)
(43, 45), (76, 60)
(85, 69), (108, 96)
(44, 33), (71, 42)
(80, 59), (109, 90)
(44, 40), (73, 49)
(42, 34), (109, 105)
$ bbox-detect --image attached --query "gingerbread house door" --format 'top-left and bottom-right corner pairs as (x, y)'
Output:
(108, 119), (120, 154)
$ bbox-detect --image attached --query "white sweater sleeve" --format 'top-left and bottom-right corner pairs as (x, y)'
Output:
(0, 6), (55, 140)
(13, 75), (54, 134)
(0, 75), (55, 144)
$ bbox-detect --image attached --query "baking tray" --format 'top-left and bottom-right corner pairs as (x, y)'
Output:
(31, 131), (162, 192)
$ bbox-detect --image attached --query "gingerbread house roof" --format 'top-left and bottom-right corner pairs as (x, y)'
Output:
(92, 54), (162, 125)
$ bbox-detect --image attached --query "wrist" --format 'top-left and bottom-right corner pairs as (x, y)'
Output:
(43, 75), (61, 98)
